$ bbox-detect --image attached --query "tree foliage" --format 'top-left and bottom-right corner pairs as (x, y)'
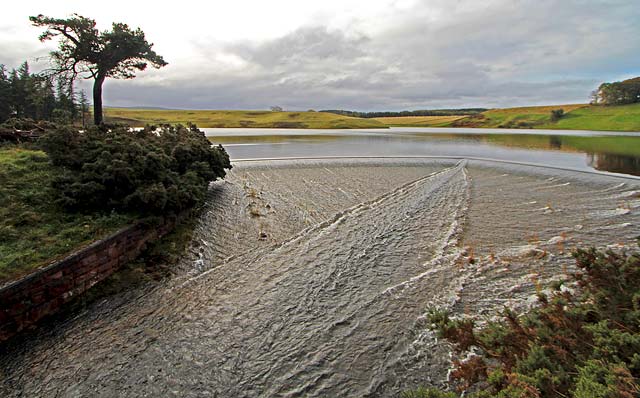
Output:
(0, 61), (79, 124)
(595, 77), (640, 106)
(39, 124), (231, 214)
(419, 247), (640, 398)
(30, 14), (167, 125)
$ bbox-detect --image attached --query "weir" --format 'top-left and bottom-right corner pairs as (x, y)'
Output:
(1, 159), (639, 397)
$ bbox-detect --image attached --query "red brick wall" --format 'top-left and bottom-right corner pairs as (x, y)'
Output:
(0, 216), (180, 342)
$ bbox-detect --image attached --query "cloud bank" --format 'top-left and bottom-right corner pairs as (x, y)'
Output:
(3, 0), (639, 110)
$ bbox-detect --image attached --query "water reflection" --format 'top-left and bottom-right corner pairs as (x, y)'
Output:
(204, 128), (640, 177)
(588, 153), (640, 176)
(549, 135), (563, 149)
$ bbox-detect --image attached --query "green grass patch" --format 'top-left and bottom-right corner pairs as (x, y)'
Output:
(545, 103), (640, 131)
(443, 103), (640, 132)
(0, 147), (134, 285)
(104, 108), (387, 129)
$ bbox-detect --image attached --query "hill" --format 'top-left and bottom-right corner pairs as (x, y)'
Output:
(104, 108), (387, 129)
(104, 104), (640, 132)
(444, 103), (640, 132)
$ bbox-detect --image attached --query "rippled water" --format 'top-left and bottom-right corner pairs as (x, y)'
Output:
(204, 127), (640, 177)
(2, 158), (639, 397)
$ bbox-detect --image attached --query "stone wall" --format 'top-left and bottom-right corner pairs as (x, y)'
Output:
(0, 216), (180, 342)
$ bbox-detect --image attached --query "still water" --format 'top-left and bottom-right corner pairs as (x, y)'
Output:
(204, 127), (640, 177)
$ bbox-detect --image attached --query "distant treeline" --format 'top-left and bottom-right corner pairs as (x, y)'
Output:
(320, 108), (487, 118)
(0, 61), (89, 125)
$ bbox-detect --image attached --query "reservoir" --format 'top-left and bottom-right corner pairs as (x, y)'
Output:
(205, 127), (640, 177)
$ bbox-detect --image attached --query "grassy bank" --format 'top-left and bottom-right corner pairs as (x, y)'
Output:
(0, 147), (134, 285)
(105, 104), (640, 132)
(548, 103), (640, 131)
(104, 108), (387, 129)
(478, 104), (587, 128)
(443, 103), (640, 131)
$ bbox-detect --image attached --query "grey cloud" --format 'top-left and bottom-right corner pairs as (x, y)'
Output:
(232, 26), (369, 67)
(98, 0), (640, 110)
(0, 40), (50, 71)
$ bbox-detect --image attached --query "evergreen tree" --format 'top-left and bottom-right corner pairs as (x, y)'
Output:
(37, 78), (58, 120)
(31, 14), (167, 125)
(53, 79), (76, 123)
(0, 65), (12, 122)
(77, 90), (90, 127)
(10, 65), (27, 118)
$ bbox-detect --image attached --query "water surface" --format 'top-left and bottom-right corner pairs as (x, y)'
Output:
(204, 127), (640, 177)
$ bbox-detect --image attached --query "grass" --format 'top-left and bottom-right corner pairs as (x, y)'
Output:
(546, 103), (640, 131)
(440, 103), (640, 132)
(0, 147), (134, 285)
(484, 104), (587, 127)
(104, 108), (387, 129)
(371, 115), (466, 127)
(105, 104), (640, 132)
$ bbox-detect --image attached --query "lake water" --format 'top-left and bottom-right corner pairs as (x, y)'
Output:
(5, 128), (640, 396)
(204, 127), (640, 178)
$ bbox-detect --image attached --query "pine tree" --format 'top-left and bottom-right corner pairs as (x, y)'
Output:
(0, 65), (12, 122)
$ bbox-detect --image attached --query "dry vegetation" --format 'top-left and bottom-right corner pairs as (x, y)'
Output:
(104, 108), (387, 129)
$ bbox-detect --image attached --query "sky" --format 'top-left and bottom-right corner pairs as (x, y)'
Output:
(1, 0), (639, 111)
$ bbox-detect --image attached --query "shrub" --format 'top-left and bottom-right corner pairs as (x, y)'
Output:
(418, 247), (640, 398)
(0, 118), (58, 143)
(550, 109), (564, 122)
(40, 123), (231, 214)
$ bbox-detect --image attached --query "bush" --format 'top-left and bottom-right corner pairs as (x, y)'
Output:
(39, 123), (231, 214)
(550, 109), (564, 122)
(0, 118), (58, 143)
(419, 247), (640, 398)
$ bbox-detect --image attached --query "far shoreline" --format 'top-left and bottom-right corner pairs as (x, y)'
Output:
(104, 102), (640, 133)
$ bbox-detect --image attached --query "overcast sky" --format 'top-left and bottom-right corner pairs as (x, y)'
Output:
(1, 0), (639, 110)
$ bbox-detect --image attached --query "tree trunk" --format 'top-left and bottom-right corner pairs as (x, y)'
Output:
(93, 74), (106, 125)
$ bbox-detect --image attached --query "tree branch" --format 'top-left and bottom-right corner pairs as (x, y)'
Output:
(52, 26), (81, 46)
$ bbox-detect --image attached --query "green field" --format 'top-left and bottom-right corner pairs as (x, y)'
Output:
(446, 103), (640, 131)
(0, 147), (134, 285)
(104, 108), (387, 129)
(546, 103), (640, 131)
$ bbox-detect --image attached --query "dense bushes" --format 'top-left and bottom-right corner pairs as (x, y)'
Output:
(40, 124), (231, 214)
(418, 247), (639, 398)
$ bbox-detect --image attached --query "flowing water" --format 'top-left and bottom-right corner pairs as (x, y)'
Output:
(1, 141), (640, 396)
